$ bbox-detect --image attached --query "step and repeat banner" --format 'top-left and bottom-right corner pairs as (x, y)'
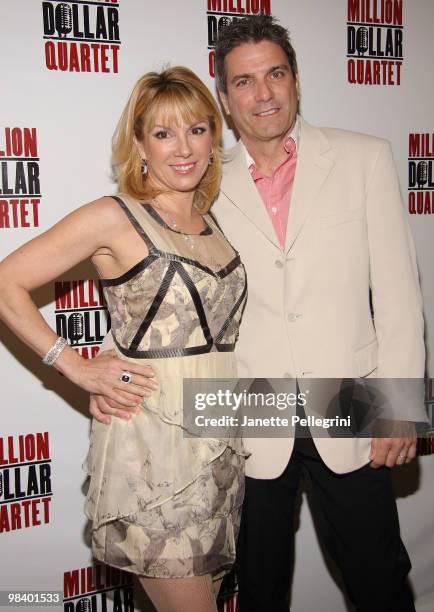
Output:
(1, 1), (434, 611)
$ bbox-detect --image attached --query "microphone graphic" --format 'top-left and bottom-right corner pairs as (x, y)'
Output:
(218, 17), (232, 31)
(417, 161), (428, 188)
(356, 27), (369, 56)
(55, 3), (72, 38)
(77, 598), (91, 612)
(68, 312), (84, 345)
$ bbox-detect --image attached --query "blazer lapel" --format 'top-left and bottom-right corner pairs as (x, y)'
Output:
(285, 119), (335, 254)
(220, 141), (281, 250)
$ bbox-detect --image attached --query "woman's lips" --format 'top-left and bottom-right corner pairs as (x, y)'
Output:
(170, 162), (197, 174)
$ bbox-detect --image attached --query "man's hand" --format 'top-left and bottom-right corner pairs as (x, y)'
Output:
(89, 394), (142, 424)
(369, 419), (417, 468)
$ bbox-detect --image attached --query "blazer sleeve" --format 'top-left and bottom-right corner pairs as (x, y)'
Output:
(366, 140), (427, 420)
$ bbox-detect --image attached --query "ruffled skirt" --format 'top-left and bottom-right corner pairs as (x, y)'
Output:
(82, 351), (246, 578)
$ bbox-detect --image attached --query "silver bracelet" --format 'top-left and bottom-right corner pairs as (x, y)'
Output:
(42, 337), (68, 366)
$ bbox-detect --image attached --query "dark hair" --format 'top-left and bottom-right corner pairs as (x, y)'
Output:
(215, 14), (298, 93)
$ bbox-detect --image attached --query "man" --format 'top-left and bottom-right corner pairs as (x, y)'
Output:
(210, 16), (426, 612)
(92, 15), (426, 612)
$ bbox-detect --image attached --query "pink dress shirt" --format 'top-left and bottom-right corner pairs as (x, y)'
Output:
(245, 120), (299, 248)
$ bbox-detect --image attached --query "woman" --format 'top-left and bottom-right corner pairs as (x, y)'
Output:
(0, 67), (247, 611)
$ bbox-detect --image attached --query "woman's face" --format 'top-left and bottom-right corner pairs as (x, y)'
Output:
(136, 114), (213, 196)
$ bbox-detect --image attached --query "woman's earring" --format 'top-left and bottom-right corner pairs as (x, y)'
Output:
(141, 159), (148, 175)
(208, 149), (214, 165)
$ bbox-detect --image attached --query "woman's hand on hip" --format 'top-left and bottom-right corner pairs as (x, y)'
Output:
(69, 349), (159, 421)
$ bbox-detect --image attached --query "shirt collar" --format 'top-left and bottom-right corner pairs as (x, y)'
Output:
(243, 114), (300, 169)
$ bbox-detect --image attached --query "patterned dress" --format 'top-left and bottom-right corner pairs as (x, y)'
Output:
(83, 194), (248, 579)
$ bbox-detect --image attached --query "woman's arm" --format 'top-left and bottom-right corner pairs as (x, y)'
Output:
(0, 197), (156, 406)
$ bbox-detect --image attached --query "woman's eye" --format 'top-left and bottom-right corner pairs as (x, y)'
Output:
(191, 126), (207, 135)
(154, 130), (169, 139)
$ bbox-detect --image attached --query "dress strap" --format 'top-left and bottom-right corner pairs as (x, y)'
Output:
(206, 210), (224, 234)
(111, 195), (156, 251)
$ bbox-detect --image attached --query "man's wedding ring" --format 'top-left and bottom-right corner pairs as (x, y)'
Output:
(120, 371), (132, 384)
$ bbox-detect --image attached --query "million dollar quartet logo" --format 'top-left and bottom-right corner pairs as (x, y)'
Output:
(42, 0), (121, 73)
(54, 279), (110, 359)
(63, 564), (134, 611)
(207, 0), (271, 78)
(347, 0), (403, 86)
(408, 132), (434, 215)
(0, 432), (52, 534)
(0, 127), (41, 229)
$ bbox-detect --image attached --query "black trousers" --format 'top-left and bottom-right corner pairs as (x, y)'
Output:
(235, 435), (415, 612)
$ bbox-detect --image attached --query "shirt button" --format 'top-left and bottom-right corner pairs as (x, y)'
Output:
(271, 206), (277, 215)
(288, 313), (302, 322)
(275, 260), (284, 269)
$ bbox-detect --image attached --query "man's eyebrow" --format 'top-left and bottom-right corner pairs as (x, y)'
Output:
(231, 72), (252, 84)
(230, 64), (290, 84)
(267, 64), (290, 74)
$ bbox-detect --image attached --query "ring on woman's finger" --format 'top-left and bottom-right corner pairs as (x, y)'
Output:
(120, 371), (133, 384)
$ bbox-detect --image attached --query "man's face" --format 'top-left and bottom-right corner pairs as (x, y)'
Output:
(219, 40), (299, 147)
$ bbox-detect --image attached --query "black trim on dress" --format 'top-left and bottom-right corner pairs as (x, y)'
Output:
(100, 253), (158, 286)
(129, 262), (177, 351)
(172, 262), (214, 347)
(111, 196), (156, 251)
(112, 333), (235, 359)
(218, 255), (242, 279)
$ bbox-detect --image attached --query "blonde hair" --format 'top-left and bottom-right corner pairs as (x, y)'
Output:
(112, 66), (223, 213)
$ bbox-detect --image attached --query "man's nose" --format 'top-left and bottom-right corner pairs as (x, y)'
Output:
(255, 79), (273, 102)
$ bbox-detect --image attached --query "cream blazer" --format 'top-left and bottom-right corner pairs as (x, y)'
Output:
(212, 118), (426, 478)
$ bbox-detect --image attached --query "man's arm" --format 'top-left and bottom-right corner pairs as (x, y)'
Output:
(366, 140), (425, 383)
(365, 140), (426, 466)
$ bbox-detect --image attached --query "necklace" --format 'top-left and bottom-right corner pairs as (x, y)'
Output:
(150, 200), (222, 278)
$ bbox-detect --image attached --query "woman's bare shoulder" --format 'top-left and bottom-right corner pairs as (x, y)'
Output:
(75, 195), (129, 235)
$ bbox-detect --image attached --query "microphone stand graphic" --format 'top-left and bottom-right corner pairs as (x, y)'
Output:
(76, 598), (91, 612)
(68, 313), (84, 346)
(356, 27), (369, 57)
(55, 3), (73, 38)
(416, 161), (428, 189)
(218, 17), (232, 31)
